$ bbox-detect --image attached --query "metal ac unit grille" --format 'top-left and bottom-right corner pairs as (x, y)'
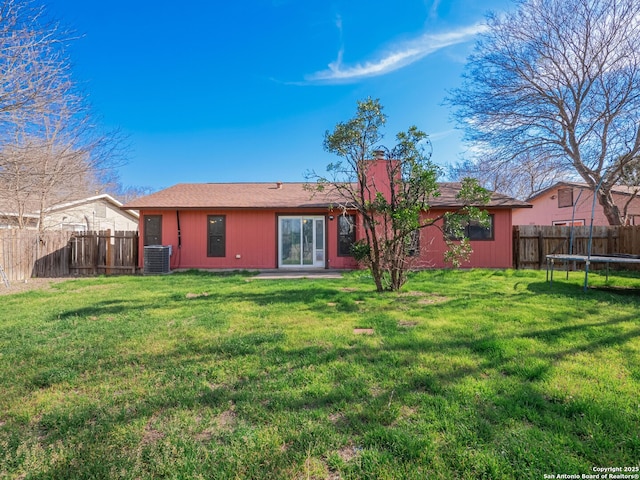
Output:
(143, 245), (171, 274)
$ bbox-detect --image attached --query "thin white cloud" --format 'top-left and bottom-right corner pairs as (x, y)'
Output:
(428, 129), (456, 141)
(335, 14), (343, 34)
(429, 0), (441, 20)
(306, 23), (487, 83)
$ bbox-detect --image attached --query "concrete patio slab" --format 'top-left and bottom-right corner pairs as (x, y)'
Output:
(252, 270), (344, 280)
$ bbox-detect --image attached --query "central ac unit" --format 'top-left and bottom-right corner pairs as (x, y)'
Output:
(143, 245), (171, 274)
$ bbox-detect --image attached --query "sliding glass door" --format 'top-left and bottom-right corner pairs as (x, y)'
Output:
(278, 216), (325, 268)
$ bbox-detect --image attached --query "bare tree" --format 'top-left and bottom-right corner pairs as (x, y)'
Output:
(617, 156), (640, 223)
(99, 169), (157, 204)
(0, 0), (120, 231)
(0, 0), (64, 116)
(448, 152), (571, 200)
(449, 0), (640, 225)
(0, 107), (113, 232)
(107, 184), (157, 204)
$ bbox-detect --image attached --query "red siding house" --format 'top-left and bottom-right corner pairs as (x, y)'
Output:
(123, 174), (530, 272)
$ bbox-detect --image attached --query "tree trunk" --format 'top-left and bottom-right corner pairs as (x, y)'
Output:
(371, 264), (385, 292)
(598, 189), (623, 226)
(362, 214), (386, 292)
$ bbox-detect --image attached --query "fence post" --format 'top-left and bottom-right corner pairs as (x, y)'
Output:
(93, 232), (99, 275)
(607, 228), (614, 255)
(106, 229), (112, 275)
(537, 231), (545, 269)
(513, 226), (520, 269)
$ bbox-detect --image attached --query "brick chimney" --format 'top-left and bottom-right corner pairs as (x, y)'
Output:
(360, 151), (399, 202)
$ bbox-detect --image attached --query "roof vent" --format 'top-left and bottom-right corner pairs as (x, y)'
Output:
(276, 181), (283, 189)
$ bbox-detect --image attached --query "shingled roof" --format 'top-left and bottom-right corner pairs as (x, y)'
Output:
(122, 182), (530, 210)
(526, 181), (640, 202)
(122, 183), (346, 209)
(433, 183), (531, 208)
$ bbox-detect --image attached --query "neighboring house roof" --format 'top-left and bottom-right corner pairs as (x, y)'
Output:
(0, 194), (139, 223)
(527, 181), (640, 202)
(44, 194), (139, 219)
(123, 182), (531, 210)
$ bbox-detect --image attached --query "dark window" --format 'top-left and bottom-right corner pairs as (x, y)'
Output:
(552, 219), (585, 226)
(144, 215), (162, 246)
(338, 215), (356, 256)
(558, 188), (573, 208)
(446, 215), (494, 241)
(406, 229), (420, 256)
(207, 215), (226, 257)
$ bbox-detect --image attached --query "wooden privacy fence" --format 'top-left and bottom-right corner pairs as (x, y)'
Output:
(0, 229), (138, 281)
(0, 230), (74, 281)
(69, 230), (138, 275)
(513, 225), (640, 270)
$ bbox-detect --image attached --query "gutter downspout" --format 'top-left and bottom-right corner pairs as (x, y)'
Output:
(176, 210), (181, 269)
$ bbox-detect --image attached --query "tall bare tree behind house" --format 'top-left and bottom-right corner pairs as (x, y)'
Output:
(449, 0), (640, 225)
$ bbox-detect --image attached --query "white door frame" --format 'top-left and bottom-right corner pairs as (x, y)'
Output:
(277, 216), (325, 268)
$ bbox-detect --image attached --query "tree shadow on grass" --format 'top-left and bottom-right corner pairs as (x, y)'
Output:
(9, 274), (640, 478)
(527, 279), (640, 301)
(55, 299), (141, 321)
(15, 315), (640, 479)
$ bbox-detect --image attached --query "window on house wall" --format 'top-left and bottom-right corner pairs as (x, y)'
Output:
(337, 215), (356, 256)
(61, 223), (87, 232)
(144, 215), (162, 245)
(557, 188), (573, 208)
(406, 229), (420, 256)
(207, 215), (226, 257)
(446, 215), (494, 241)
(95, 204), (106, 218)
(552, 220), (585, 226)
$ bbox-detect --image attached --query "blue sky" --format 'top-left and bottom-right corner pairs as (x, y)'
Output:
(46, 0), (513, 191)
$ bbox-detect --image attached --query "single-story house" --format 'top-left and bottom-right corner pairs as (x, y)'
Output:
(123, 163), (530, 271)
(512, 181), (640, 226)
(0, 194), (139, 231)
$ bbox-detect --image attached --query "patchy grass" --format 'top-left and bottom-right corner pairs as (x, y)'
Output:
(0, 269), (638, 479)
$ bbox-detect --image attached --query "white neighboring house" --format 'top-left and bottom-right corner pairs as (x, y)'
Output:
(0, 194), (139, 231)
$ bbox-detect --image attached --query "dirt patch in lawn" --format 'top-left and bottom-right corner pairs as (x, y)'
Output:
(337, 444), (360, 463)
(186, 292), (209, 299)
(353, 328), (374, 335)
(417, 295), (448, 305)
(141, 417), (166, 446)
(328, 412), (345, 425)
(398, 320), (419, 328)
(0, 277), (75, 296)
(214, 407), (237, 430)
(398, 291), (448, 303)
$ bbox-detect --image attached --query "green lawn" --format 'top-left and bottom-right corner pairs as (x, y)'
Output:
(0, 269), (638, 479)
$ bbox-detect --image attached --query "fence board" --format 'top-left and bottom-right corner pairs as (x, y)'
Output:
(0, 229), (138, 282)
(0, 230), (75, 281)
(69, 230), (138, 276)
(513, 225), (640, 270)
